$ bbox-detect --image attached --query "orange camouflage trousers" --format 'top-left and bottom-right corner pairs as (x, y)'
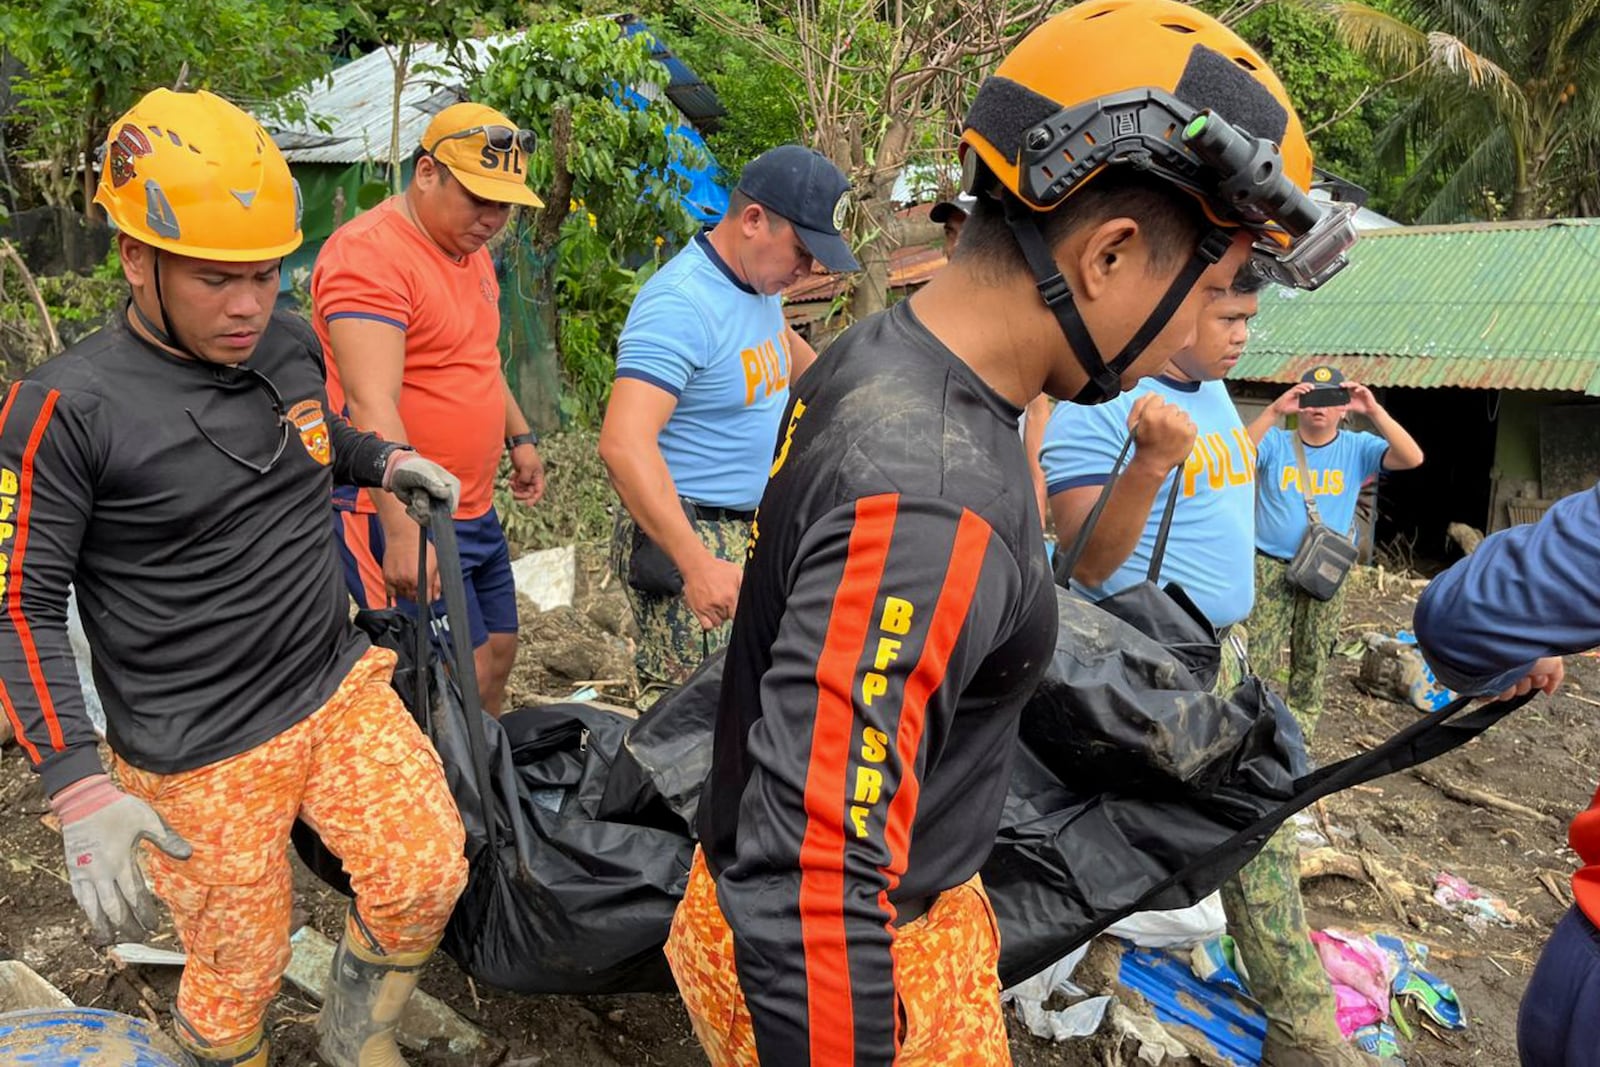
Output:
(665, 848), (1012, 1066)
(113, 646), (468, 1047)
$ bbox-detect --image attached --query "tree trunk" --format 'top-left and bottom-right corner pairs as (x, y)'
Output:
(389, 42), (412, 194)
(846, 118), (917, 323)
(534, 106), (575, 255)
(520, 105), (575, 430)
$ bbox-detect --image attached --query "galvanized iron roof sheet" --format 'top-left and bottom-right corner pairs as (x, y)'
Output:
(1236, 219), (1600, 393)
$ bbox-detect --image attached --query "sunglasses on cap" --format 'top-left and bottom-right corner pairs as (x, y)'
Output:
(427, 124), (536, 155)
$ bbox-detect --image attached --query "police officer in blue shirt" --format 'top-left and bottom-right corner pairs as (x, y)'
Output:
(1047, 288), (1409, 1066)
(1246, 366), (1424, 731)
(599, 144), (858, 708)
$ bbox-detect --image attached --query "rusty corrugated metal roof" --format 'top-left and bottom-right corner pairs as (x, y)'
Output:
(1236, 218), (1600, 393)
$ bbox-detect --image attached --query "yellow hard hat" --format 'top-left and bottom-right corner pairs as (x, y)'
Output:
(95, 89), (302, 261)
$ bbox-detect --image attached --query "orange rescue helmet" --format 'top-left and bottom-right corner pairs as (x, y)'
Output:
(94, 88), (302, 261)
(961, 0), (1314, 235)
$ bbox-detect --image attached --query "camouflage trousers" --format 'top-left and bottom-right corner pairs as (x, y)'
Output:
(1248, 552), (1353, 735)
(1219, 605), (1349, 1054)
(610, 508), (751, 711)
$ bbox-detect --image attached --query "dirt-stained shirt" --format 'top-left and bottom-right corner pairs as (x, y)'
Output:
(698, 299), (1058, 1065)
(0, 311), (398, 796)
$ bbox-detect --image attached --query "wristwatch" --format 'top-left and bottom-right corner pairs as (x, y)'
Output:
(505, 431), (540, 452)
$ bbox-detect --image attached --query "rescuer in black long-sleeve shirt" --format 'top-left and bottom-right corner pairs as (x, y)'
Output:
(0, 89), (469, 1067)
(660, 1), (1351, 1062)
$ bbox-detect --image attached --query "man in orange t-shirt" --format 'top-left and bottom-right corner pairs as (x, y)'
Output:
(313, 101), (545, 716)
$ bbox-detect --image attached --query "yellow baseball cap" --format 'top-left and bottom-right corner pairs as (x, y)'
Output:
(421, 102), (544, 208)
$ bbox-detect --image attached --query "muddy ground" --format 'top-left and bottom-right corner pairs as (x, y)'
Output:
(1, 554), (1594, 1065)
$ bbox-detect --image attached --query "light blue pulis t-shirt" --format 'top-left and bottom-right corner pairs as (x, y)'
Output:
(1254, 427), (1389, 560)
(616, 234), (790, 510)
(1040, 376), (1258, 629)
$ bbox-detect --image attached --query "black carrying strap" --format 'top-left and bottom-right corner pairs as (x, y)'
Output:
(1054, 427), (1184, 586)
(1002, 194), (1234, 405)
(417, 496), (500, 860)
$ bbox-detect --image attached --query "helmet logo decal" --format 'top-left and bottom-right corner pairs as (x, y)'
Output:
(108, 124), (152, 188)
(1313, 367), (1332, 382)
(231, 189), (258, 209)
(144, 180), (181, 239)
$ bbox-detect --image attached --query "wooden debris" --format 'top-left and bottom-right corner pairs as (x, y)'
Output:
(1410, 767), (1558, 824)
(1361, 852), (1413, 923)
(1445, 523), (1484, 556)
(1538, 871), (1571, 907)
(109, 943), (187, 968)
(1300, 847), (1366, 883)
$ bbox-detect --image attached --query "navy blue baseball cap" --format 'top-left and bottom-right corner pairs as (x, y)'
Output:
(736, 144), (860, 274)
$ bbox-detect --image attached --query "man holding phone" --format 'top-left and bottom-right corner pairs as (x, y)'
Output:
(1246, 365), (1424, 728)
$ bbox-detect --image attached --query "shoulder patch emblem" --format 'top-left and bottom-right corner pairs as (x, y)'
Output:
(287, 398), (331, 466)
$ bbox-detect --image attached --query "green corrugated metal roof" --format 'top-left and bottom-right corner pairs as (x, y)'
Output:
(1237, 219), (1600, 394)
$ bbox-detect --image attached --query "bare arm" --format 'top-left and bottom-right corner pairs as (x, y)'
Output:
(1050, 394), (1194, 586)
(502, 379), (545, 506)
(325, 318), (435, 599)
(1023, 395), (1051, 529)
(1051, 465), (1169, 585)
(598, 378), (741, 627)
(1247, 383), (1312, 445)
(1348, 384), (1424, 470)
(787, 326), (819, 381)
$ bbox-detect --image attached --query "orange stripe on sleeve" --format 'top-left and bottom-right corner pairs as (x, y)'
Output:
(798, 493), (899, 1066)
(877, 509), (991, 901)
(0, 382), (21, 434)
(8, 390), (65, 750)
(0, 383), (44, 765)
(873, 508), (992, 1058)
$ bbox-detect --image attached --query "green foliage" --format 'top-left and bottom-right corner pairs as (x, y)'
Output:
(0, 0), (342, 208)
(550, 212), (665, 426)
(493, 429), (613, 553)
(1230, 3), (1405, 215)
(1326, 0), (1600, 220)
(478, 18), (701, 427)
(643, 0), (805, 174)
(0, 267), (124, 381)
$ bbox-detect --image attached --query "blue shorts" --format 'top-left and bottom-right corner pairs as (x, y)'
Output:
(1519, 906), (1600, 1066)
(333, 509), (517, 649)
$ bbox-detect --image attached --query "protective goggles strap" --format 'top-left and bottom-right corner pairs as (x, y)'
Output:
(1001, 196), (1119, 403)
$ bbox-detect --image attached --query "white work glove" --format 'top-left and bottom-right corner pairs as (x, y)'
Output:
(51, 774), (192, 944)
(384, 452), (461, 525)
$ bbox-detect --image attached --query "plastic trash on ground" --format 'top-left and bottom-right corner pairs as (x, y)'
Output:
(1433, 871), (1520, 931)
(1104, 893), (1227, 949)
(1311, 930), (1397, 1036)
(1372, 933), (1466, 1030)
(1001, 945), (1113, 1042)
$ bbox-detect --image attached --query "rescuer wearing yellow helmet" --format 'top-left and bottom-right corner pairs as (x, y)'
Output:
(662, 2), (1365, 1065)
(0, 88), (467, 1066)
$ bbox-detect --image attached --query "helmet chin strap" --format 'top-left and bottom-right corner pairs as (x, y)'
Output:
(1000, 195), (1233, 405)
(130, 250), (219, 367)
